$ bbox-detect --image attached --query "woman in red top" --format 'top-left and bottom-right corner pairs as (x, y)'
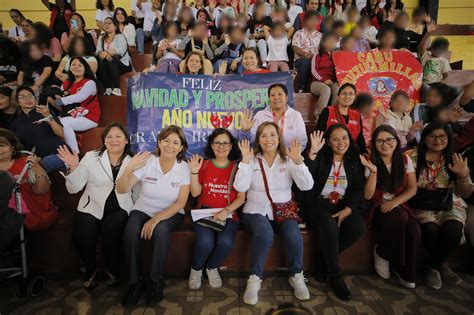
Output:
(316, 83), (367, 153)
(0, 129), (58, 231)
(54, 57), (100, 153)
(187, 128), (246, 290)
(241, 48), (271, 74)
(361, 125), (419, 289)
(310, 32), (339, 112)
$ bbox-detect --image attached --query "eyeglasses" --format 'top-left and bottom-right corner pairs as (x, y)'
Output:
(211, 142), (231, 148)
(375, 137), (396, 146)
(17, 95), (35, 100)
(427, 134), (448, 141)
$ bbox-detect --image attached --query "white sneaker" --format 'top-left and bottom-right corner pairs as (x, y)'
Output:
(288, 271), (310, 300)
(243, 275), (261, 305)
(188, 268), (202, 290)
(425, 267), (442, 290)
(206, 268), (222, 288)
(373, 245), (390, 280)
(112, 88), (122, 96)
(104, 88), (112, 95)
(393, 270), (415, 289)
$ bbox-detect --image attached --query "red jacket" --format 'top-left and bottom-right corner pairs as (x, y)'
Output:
(63, 79), (101, 123)
(49, 5), (74, 30)
(311, 51), (336, 82)
(326, 105), (361, 141)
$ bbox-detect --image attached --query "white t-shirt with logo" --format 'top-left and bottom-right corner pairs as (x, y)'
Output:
(321, 161), (348, 197)
(266, 35), (290, 62)
(133, 156), (190, 217)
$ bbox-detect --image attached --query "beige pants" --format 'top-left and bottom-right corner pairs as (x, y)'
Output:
(310, 81), (339, 114)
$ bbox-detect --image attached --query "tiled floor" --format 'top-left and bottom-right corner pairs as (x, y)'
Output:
(1, 273), (474, 314)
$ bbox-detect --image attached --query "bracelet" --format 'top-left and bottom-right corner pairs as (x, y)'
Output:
(191, 172), (199, 175)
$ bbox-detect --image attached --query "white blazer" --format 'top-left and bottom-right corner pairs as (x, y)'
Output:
(65, 150), (134, 219)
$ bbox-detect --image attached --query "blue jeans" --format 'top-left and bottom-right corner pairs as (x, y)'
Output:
(241, 213), (304, 278)
(192, 219), (239, 270)
(136, 28), (145, 53)
(124, 210), (184, 284)
(40, 154), (66, 173)
(295, 58), (311, 92)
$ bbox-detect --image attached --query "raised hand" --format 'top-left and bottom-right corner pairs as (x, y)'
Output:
(410, 121), (424, 132)
(238, 139), (254, 163)
(288, 139), (302, 163)
(426, 20), (437, 33)
(218, 60), (228, 74)
(359, 154), (377, 173)
(448, 153), (469, 178)
(57, 145), (79, 172)
(309, 130), (325, 156)
(187, 154), (203, 173)
(449, 105), (462, 123)
(241, 109), (255, 132)
(127, 151), (152, 171)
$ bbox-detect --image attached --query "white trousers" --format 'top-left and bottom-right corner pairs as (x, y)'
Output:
(60, 116), (98, 153)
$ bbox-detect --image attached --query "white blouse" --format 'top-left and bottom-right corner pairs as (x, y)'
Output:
(233, 154), (314, 220)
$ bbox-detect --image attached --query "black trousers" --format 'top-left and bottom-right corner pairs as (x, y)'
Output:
(72, 209), (128, 279)
(307, 198), (366, 276)
(421, 220), (463, 269)
(97, 59), (133, 89)
(123, 210), (184, 284)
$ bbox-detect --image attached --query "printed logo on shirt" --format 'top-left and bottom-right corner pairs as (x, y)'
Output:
(171, 182), (181, 188)
(329, 118), (339, 123)
(348, 120), (358, 125)
(144, 176), (158, 183)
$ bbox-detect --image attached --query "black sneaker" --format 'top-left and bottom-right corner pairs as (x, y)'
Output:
(328, 275), (352, 301)
(146, 278), (165, 305)
(121, 280), (144, 307)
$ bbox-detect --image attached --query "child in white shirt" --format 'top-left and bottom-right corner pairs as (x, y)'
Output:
(264, 22), (294, 72)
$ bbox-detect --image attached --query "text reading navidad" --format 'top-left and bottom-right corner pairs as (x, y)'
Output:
(131, 78), (269, 111)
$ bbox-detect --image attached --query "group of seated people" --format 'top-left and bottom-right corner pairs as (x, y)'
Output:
(1, 0), (474, 310)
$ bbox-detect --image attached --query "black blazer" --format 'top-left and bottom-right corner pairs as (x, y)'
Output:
(304, 150), (365, 212)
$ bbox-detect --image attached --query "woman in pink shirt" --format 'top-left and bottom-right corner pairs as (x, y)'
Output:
(32, 22), (63, 62)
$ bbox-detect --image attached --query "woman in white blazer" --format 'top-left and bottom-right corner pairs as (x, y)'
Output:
(57, 122), (134, 290)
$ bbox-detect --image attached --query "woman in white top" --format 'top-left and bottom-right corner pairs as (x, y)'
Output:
(240, 83), (308, 151)
(96, 17), (133, 96)
(234, 122), (314, 305)
(8, 9), (25, 42)
(57, 122), (134, 290)
(114, 7), (137, 49)
(96, 0), (115, 31)
(117, 125), (190, 307)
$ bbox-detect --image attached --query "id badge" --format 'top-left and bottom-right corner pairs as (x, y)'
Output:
(329, 191), (340, 205)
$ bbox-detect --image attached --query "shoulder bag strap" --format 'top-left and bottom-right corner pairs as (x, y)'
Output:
(258, 158), (273, 204)
(226, 162), (238, 206)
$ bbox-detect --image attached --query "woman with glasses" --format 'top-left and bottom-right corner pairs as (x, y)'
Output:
(407, 122), (472, 290)
(240, 83), (307, 151)
(187, 128), (245, 290)
(96, 17), (132, 96)
(304, 125), (366, 301)
(9, 86), (66, 173)
(315, 83), (367, 153)
(362, 125), (419, 288)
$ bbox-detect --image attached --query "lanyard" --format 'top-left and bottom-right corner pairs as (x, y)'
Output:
(272, 111), (285, 131)
(332, 160), (344, 191)
(427, 156), (443, 183)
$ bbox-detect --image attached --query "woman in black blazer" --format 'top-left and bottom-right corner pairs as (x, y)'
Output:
(304, 123), (367, 301)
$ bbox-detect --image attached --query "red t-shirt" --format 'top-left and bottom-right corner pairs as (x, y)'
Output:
(198, 160), (239, 220)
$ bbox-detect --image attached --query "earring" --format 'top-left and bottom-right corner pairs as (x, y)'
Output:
(11, 149), (16, 155)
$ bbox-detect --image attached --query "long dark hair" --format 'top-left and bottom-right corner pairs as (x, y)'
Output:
(32, 22), (54, 49)
(416, 121), (455, 182)
(67, 57), (96, 83)
(383, 0), (403, 13)
(0, 128), (23, 159)
(371, 125), (405, 193)
(204, 128), (241, 161)
(318, 32), (337, 55)
(113, 7), (129, 25)
(97, 122), (134, 163)
(96, 0), (115, 10)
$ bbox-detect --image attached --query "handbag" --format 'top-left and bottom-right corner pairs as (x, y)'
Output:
(196, 162), (238, 232)
(258, 158), (302, 223)
(408, 186), (453, 212)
